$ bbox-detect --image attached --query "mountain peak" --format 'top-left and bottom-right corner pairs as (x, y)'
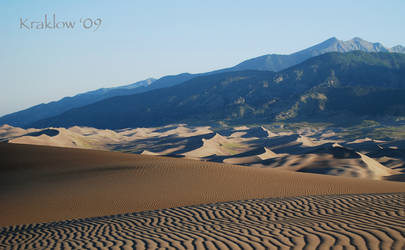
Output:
(316, 37), (339, 47)
(334, 37), (389, 53)
(351, 37), (366, 42)
(325, 37), (339, 43)
(391, 45), (405, 53)
(226, 36), (404, 73)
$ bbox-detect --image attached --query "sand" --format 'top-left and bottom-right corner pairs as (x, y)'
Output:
(2, 124), (405, 181)
(1, 142), (405, 228)
(1, 143), (405, 249)
(1, 193), (404, 249)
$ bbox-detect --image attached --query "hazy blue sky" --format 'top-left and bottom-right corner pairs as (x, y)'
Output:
(1, 0), (404, 116)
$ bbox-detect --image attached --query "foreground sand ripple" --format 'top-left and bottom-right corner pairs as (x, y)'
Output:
(1, 193), (405, 249)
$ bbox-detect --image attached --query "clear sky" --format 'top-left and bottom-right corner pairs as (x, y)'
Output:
(1, 0), (404, 116)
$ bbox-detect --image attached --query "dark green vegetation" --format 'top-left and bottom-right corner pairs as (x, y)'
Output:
(334, 120), (405, 140)
(30, 51), (405, 129)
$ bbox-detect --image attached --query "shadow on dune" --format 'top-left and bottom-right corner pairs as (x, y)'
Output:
(368, 147), (405, 159)
(153, 126), (181, 133)
(385, 173), (405, 182)
(241, 127), (270, 138)
(110, 133), (216, 155)
(306, 144), (361, 159)
(245, 134), (301, 153)
(297, 166), (357, 176)
(215, 128), (237, 137)
(343, 141), (383, 152)
(24, 129), (60, 137)
(200, 147), (267, 164)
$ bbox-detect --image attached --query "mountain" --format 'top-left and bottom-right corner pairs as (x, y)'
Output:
(0, 73), (202, 127)
(229, 37), (403, 72)
(390, 45), (405, 53)
(0, 78), (154, 127)
(30, 51), (405, 129)
(2, 37), (404, 127)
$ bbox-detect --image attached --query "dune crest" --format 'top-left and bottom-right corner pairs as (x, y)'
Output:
(257, 147), (280, 160)
(184, 133), (248, 158)
(358, 153), (395, 179)
(261, 126), (278, 137)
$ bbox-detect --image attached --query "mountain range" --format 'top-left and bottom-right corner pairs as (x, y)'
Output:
(1, 37), (405, 128)
(30, 51), (405, 129)
(229, 37), (405, 72)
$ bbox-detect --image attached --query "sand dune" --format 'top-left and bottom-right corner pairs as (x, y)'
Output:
(261, 126), (278, 137)
(257, 147), (281, 160)
(0, 124), (39, 142)
(1, 142), (405, 227)
(215, 141), (399, 180)
(1, 142), (405, 249)
(296, 135), (320, 147)
(141, 145), (186, 156)
(183, 133), (250, 158)
(257, 144), (398, 179)
(223, 147), (282, 164)
(1, 124), (405, 181)
(151, 124), (213, 138)
(358, 152), (395, 179)
(223, 155), (262, 164)
(233, 125), (249, 130)
(2, 124), (213, 150)
(8, 126), (116, 150)
(368, 147), (405, 173)
(1, 193), (404, 249)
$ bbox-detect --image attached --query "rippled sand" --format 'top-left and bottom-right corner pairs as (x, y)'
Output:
(1, 193), (404, 249)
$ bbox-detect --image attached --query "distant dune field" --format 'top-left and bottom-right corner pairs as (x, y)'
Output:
(2, 124), (405, 182)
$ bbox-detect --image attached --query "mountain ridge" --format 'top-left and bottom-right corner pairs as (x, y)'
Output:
(30, 51), (405, 129)
(230, 37), (403, 72)
(2, 37), (404, 127)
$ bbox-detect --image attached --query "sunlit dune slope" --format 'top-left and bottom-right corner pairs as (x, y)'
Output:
(1, 142), (405, 227)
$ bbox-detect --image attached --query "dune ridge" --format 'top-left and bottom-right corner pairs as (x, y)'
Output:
(1, 142), (405, 227)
